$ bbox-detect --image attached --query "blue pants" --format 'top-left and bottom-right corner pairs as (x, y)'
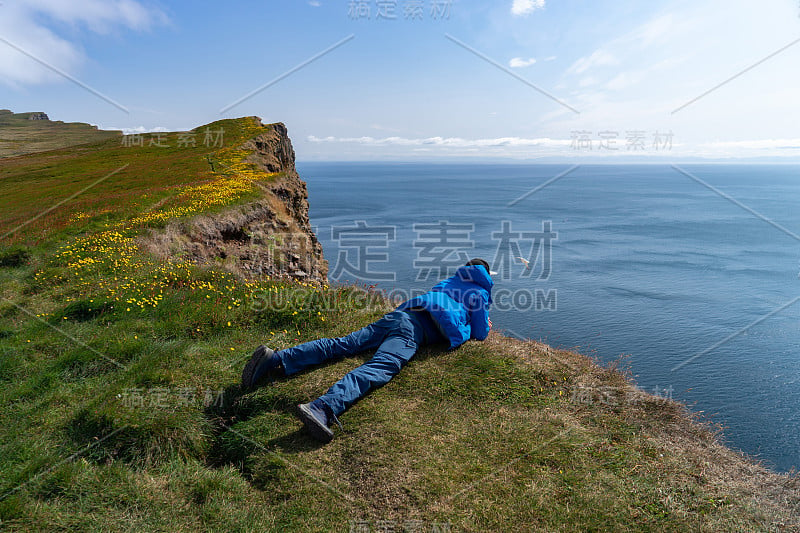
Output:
(275, 311), (424, 416)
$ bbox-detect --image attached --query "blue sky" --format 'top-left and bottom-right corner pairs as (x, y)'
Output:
(2, 0), (800, 160)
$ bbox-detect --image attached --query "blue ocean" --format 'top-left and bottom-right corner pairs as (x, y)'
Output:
(298, 162), (800, 473)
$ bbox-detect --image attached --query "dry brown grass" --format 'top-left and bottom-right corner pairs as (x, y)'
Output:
(483, 331), (800, 530)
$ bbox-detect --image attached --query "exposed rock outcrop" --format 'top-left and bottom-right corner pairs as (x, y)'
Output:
(141, 118), (328, 283)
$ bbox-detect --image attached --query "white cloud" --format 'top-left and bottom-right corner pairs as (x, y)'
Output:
(308, 0), (322, 6)
(604, 72), (642, 91)
(566, 49), (619, 76)
(308, 135), (570, 148)
(509, 57), (537, 68)
(0, 0), (167, 86)
(22, 0), (167, 33)
(108, 125), (171, 134)
(305, 133), (800, 159)
(701, 139), (800, 150)
(549, 0), (800, 157)
(511, 0), (545, 17)
(633, 13), (675, 48)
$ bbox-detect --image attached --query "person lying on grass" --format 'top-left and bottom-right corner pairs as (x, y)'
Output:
(241, 258), (495, 443)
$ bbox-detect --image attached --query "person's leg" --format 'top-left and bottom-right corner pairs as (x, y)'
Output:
(316, 313), (423, 416)
(276, 313), (397, 375)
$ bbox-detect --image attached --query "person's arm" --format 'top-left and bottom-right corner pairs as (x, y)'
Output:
(468, 292), (490, 340)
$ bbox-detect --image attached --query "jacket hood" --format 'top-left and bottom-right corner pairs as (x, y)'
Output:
(455, 264), (494, 292)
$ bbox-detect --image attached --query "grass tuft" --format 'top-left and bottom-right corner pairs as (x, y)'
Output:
(58, 299), (116, 322)
(0, 246), (29, 267)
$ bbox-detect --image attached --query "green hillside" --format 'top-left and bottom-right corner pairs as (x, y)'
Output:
(0, 117), (797, 532)
(0, 110), (121, 158)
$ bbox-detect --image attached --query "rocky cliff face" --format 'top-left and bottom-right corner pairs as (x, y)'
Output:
(142, 119), (328, 283)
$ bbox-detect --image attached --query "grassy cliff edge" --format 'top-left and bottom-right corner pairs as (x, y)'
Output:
(0, 117), (798, 532)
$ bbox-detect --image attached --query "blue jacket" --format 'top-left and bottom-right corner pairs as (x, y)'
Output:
(396, 265), (493, 349)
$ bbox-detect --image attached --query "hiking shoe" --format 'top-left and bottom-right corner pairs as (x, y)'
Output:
(241, 345), (283, 389)
(296, 400), (336, 443)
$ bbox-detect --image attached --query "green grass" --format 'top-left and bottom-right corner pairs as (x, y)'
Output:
(0, 115), (268, 246)
(0, 117), (797, 532)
